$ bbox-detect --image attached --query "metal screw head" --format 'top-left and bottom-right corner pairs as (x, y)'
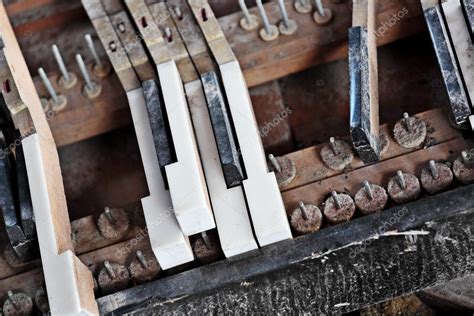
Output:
(136, 251), (149, 270)
(396, 170), (407, 190)
(104, 261), (116, 279)
(268, 154), (282, 173)
(331, 191), (341, 209)
(363, 180), (374, 201)
(298, 201), (309, 220)
(429, 160), (439, 180)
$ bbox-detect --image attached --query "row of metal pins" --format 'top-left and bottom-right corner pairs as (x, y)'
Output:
(239, 0), (330, 41)
(38, 34), (106, 111)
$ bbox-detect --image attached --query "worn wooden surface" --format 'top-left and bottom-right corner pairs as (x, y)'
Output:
(281, 107), (460, 191)
(97, 184), (474, 314)
(221, 0), (426, 87)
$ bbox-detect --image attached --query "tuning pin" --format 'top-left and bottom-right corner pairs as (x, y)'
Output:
(98, 261), (130, 295)
(97, 207), (130, 240)
(290, 201), (322, 235)
(164, 27), (173, 42)
(388, 170), (421, 204)
(193, 231), (221, 264)
(294, 0), (312, 14)
(129, 250), (161, 284)
(38, 67), (67, 111)
(313, 0), (333, 25)
(321, 137), (354, 171)
(323, 191), (355, 224)
(355, 181), (388, 215)
(76, 53), (102, 99)
(85, 34), (110, 77)
(52, 44), (77, 89)
(267, 154), (297, 188)
(453, 150), (474, 184)
(2, 290), (33, 316)
(238, 0), (259, 31)
(173, 5), (183, 20)
(421, 160), (453, 194)
(393, 112), (427, 149)
(277, 0), (297, 35)
(256, 0), (279, 41)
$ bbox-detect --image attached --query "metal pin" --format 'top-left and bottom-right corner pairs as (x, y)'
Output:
(278, 0), (291, 27)
(52, 45), (75, 88)
(278, 0), (297, 35)
(315, 0), (325, 16)
(403, 112), (413, 133)
(239, 0), (259, 30)
(256, 0), (278, 40)
(164, 27), (172, 42)
(38, 67), (59, 104)
(7, 290), (18, 307)
(136, 251), (149, 270)
(363, 180), (373, 200)
(429, 160), (439, 179)
(268, 154), (282, 173)
(201, 231), (212, 249)
(104, 207), (116, 224)
(397, 170), (407, 190)
(118, 22), (126, 33)
(174, 6), (183, 20)
(85, 34), (104, 71)
(331, 191), (341, 209)
(461, 150), (473, 166)
(76, 53), (101, 98)
(104, 261), (116, 279)
(329, 137), (339, 156)
(298, 201), (309, 220)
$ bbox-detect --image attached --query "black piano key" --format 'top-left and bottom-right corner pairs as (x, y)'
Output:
(15, 142), (35, 239)
(142, 79), (176, 187)
(424, 5), (472, 128)
(201, 71), (244, 188)
(349, 26), (380, 164)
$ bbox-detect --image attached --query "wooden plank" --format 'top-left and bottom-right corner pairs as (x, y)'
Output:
(220, 0), (425, 87)
(0, 3), (98, 314)
(281, 107), (460, 191)
(282, 138), (466, 212)
(96, 184), (474, 314)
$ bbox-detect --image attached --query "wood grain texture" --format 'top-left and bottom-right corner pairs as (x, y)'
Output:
(97, 184), (474, 314)
(220, 0), (425, 87)
(281, 107), (460, 192)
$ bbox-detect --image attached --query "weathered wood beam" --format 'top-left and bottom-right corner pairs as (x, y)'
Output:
(96, 184), (474, 314)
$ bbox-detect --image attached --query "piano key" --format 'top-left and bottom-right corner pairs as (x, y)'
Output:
(125, 0), (215, 236)
(187, 0), (292, 246)
(142, 79), (176, 186)
(82, 0), (194, 269)
(153, 0), (258, 256)
(201, 71), (244, 188)
(349, 0), (380, 164)
(442, 0), (474, 108)
(422, 1), (472, 128)
(461, 0), (474, 42)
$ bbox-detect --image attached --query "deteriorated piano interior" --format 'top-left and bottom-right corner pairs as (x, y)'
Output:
(0, 0), (473, 315)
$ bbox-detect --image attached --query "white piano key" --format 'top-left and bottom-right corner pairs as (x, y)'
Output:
(126, 88), (194, 269)
(443, 0), (474, 104)
(219, 60), (292, 246)
(23, 134), (98, 315)
(158, 61), (215, 236)
(185, 80), (258, 257)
